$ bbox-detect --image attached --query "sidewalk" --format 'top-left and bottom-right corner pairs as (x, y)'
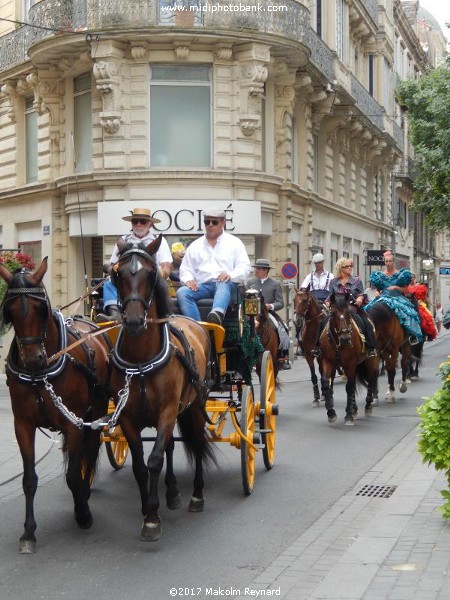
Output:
(234, 330), (450, 600)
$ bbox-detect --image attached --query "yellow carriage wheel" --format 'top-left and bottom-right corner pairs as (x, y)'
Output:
(240, 386), (256, 495)
(259, 351), (277, 470)
(105, 427), (129, 470)
(104, 400), (129, 470)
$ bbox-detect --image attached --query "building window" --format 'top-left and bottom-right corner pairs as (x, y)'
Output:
(314, 0), (322, 37)
(73, 74), (92, 173)
(291, 116), (298, 183)
(25, 97), (38, 184)
(313, 133), (319, 192)
(18, 241), (41, 265)
(150, 65), (211, 167)
(336, 0), (345, 61)
(368, 54), (374, 96)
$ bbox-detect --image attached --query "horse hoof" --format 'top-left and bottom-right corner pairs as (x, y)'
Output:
(167, 493), (182, 510)
(372, 398), (379, 406)
(75, 512), (93, 530)
(399, 382), (408, 393)
(327, 410), (337, 423)
(311, 400), (320, 407)
(405, 378), (412, 384)
(189, 496), (205, 512)
(365, 406), (372, 415)
(19, 540), (36, 554)
(140, 521), (162, 542)
(386, 395), (396, 403)
(345, 418), (354, 426)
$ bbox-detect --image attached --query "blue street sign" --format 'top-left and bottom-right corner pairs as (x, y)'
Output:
(440, 267), (450, 275)
(281, 262), (298, 279)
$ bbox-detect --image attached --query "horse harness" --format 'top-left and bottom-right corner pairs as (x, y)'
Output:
(5, 279), (109, 428)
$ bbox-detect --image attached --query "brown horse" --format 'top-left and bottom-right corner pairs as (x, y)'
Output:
(293, 288), (325, 405)
(0, 259), (111, 553)
(108, 236), (214, 542)
(319, 293), (379, 425)
(365, 301), (419, 402)
(255, 300), (282, 387)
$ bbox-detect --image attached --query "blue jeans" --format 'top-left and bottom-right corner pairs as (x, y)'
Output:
(176, 281), (237, 321)
(103, 280), (118, 308)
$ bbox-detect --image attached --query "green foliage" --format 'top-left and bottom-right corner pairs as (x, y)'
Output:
(417, 357), (450, 518)
(396, 58), (450, 232)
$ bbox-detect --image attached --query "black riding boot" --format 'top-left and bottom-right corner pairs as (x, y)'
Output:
(357, 311), (377, 357)
(311, 317), (328, 358)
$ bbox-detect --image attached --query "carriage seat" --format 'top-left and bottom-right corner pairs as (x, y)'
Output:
(170, 284), (244, 322)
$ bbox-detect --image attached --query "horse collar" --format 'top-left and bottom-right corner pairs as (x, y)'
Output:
(111, 322), (172, 375)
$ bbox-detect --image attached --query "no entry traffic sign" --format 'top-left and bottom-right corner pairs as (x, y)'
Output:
(281, 262), (298, 279)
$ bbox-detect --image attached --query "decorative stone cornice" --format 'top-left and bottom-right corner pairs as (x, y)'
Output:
(92, 60), (122, 134)
(0, 81), (18, 122)
(173, 43), (190, 60)
(235, 43), (270, 137)
(214, 44), (233, 62)
(130, 45), (149, 62)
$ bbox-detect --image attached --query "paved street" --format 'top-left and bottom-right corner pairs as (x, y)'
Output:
(0, 330), (449, 600)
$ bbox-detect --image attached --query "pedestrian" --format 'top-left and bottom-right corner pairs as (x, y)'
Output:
(435, 302), (443, 334)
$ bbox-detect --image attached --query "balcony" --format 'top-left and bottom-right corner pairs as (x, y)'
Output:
(0, 0), (311, 72)
(350, 75), (384, 131)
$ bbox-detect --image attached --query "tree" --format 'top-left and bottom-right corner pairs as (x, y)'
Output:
(396, 58), (450, 232)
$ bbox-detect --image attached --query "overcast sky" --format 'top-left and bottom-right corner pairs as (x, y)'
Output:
(418, 0), (450, 40)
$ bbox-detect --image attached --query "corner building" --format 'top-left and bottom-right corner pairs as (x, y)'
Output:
(0, 1), (436, 361)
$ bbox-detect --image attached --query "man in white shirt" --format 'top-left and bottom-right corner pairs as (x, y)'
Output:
(300, 253), (334, 302)
(177, 207), (251, 325)
(100, 207), (172, 321)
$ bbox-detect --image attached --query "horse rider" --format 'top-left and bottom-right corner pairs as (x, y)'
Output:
(300, 253), (334, 304)
(311, 257), (377, 358)
(364, 250), (423, 344)
(177, 207), (251, 325)
(247, 258), (291, 370)
(98, 207), (172, 322)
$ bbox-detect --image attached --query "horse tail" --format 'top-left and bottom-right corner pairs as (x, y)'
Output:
(355, 361), (369, 390)
(410, 340), (424, 364)
(177, 404), (218, 467)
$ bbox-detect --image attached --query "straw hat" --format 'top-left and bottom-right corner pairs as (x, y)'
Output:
(122, 207), (161, 223)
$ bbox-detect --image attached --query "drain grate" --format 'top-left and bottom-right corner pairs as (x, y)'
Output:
(356, 484), (397, 498)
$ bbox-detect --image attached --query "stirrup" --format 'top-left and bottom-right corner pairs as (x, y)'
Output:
(408, 336), (420, 346)
(311, 348), (321, 358)
(366, 348), (378, 358)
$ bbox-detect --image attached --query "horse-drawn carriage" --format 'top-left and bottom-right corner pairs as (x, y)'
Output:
(95, 281), (279, 496)
(0, 239), (278, 550)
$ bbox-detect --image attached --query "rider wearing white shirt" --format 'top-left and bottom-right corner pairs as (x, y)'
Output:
(177, 207), (251, 325)
(300, 253), (334, 302)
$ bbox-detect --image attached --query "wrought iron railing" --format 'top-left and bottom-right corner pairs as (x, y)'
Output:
(350, 74), (384, 131)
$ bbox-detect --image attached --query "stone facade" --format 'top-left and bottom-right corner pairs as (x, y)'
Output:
(0, 0), (446, 363)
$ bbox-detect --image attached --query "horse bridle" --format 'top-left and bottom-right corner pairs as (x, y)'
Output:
(294, 292), (324, 325)
(116, 247), (158, 319)
(4, 283), (50, 359)
(330, 303), (353, 346)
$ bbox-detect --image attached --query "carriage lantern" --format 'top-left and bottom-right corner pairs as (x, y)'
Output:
(244, 289), (261, 316)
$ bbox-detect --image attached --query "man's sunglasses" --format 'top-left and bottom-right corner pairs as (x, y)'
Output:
(131, 219), (149, 225)
(203, 219), (220, 226)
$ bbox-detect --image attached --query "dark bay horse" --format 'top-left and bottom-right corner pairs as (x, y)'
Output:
(0, 259), (111, 553)
(108, 236), (214, 542)
(293, 288), (325, 405)
(255, 301), (282, 387)
(319, 293), (379, 425)
(365, 301), (420, 402)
